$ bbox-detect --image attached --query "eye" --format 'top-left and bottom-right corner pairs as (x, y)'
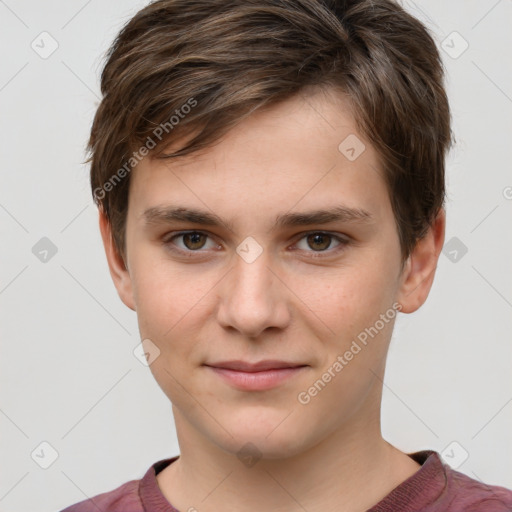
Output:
(294, 232), (347, 255)
(164, 231), (219, 252)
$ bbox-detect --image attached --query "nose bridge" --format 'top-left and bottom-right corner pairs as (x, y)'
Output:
(217, 245), (289, 336)
(232, 250), (272, 299)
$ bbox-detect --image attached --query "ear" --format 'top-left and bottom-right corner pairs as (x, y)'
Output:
(98, 208), (136, 311)
(396, 208), (446, 314)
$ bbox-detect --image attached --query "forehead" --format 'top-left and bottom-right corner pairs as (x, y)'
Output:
(127, 88), (390, 225)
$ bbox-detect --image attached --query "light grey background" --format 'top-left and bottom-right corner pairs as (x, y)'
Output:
(0, 1), (511, 511)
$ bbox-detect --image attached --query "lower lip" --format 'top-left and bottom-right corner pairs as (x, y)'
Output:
(206, 366), (307, 391)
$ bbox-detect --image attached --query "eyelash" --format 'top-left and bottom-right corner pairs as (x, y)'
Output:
(162, 230), (350, 259)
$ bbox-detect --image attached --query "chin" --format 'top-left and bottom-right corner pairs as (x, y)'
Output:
(213, 410), (318, 461)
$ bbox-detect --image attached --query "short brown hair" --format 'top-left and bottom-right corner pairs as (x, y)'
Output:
(87, 0), (452, 265)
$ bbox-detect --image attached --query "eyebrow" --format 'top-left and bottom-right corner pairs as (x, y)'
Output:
(142, 205), (374, 231)
(273, 206), (373, 229)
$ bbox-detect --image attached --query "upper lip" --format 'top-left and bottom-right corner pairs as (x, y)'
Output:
(205, 360), (307, 372)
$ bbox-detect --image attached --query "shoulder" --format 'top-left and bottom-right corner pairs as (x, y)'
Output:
(59, 476), (141, 512)
(445, 465), (512, 512)
(377, 451), (512, 512)
(58, 457), (178, 512)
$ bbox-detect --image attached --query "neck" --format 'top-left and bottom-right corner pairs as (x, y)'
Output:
(157, 400), (420, 512)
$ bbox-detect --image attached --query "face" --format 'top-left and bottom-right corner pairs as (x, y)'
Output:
(101, 87), (443, 460)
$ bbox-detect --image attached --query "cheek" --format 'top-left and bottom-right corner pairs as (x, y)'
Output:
(132, 263), (210, 403)
(290, 260), (398, 336)
(132, 246), (209, 320)
(293, 268), (398, 420)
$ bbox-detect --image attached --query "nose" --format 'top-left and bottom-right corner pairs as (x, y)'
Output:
(215, 247), (291, 339)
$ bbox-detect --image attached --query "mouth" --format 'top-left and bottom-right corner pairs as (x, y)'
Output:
(204, 360), (308, 391)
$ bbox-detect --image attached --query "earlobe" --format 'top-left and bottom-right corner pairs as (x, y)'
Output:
(98, 208), (136, 311)
(396, 209), (446, 314)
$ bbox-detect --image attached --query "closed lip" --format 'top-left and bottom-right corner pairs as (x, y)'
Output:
(204, 360), (307, 372)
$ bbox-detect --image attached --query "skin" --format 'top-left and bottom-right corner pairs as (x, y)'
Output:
(100, 86), (445, 512)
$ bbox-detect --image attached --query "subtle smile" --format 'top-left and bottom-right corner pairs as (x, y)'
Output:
(204, 360), (309, 391)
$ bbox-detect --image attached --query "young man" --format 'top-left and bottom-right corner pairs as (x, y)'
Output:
(62, 0), (512, 511)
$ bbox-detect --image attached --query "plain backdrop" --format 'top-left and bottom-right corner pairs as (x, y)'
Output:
(0, 1), (511, 511)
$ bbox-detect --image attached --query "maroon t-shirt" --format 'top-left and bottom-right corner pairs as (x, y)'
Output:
(60, 451), (512, 512)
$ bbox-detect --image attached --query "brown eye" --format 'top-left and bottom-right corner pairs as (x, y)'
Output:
(162, 231), (218, 255)
(306, 233), (333, 251)
(163, 230), (220, 256)
(294, 232), (348, 257)
(182, 232), (208, 250)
